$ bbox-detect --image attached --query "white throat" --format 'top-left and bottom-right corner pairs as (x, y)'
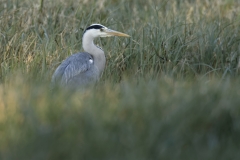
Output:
(82, 32), (106, 76)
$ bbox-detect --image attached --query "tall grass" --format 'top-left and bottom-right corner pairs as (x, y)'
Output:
(0, 0), (240, 159)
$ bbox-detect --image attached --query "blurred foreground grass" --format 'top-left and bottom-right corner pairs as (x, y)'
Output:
(1, 76), (240, 159)
(0, 0), (240, 159)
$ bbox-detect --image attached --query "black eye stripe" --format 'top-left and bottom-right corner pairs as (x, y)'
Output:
(83, 25), (104, 34)
(87, 25), (104, 30)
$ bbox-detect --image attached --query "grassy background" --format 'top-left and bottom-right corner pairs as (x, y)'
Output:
(1, 0), (240, 159)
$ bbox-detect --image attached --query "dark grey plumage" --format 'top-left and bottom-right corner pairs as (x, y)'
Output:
(51, 53), (98, 89)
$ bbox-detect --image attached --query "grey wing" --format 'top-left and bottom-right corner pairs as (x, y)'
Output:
(51, 53), (96, 87)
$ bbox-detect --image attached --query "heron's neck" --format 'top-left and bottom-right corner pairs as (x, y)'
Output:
(82, 36), (106, 75)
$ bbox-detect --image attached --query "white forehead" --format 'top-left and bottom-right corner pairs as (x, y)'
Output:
(83, 24), (112, 38)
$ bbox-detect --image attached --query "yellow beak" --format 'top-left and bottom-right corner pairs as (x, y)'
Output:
(104, 29), (130, 37)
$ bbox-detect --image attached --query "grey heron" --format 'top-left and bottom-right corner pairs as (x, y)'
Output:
(51, 24), (130, 89)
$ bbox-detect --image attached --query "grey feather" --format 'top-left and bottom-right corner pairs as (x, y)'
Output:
(51, 52), (99, 89)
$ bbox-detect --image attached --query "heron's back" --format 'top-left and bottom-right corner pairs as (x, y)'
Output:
(51, 52), (99, 89)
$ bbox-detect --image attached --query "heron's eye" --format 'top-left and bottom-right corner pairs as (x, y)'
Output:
(100, 28), (104, 32)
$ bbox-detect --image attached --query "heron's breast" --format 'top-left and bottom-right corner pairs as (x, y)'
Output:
(86, 58), (100, 80)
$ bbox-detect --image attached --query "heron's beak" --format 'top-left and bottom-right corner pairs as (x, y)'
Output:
(104, 29), (130, 37)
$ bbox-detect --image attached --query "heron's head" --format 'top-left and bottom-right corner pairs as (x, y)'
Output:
(83, 24), (130, 38)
